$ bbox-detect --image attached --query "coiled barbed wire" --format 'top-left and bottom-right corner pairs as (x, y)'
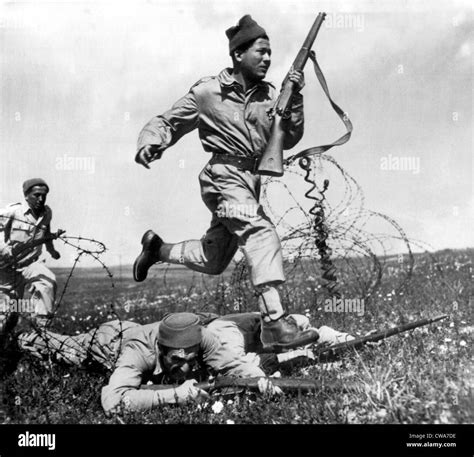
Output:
(224, 154), (416, 312)
(299, 156), (340, 300)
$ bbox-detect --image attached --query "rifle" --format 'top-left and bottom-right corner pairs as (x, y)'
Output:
(258, 12), (327, 177)
(140, 315), (448, 395)
(140, 375), (350, 395)
(313, 314), (449, 362)
(0, 229), (65, 268)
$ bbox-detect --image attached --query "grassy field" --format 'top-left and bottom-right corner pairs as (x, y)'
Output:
(1, 248), (473, 424)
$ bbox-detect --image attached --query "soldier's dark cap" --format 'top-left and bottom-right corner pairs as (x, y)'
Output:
(158, 313), (202, 349)
(23, 178), (49, 195)
(226, 15), (267, 55)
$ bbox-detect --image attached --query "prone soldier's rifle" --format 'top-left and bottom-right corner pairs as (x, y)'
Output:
(141, 314), (448, 395)
(311, 314), (448, 362)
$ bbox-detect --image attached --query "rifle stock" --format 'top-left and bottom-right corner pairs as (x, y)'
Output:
(258, 12), (327, 177)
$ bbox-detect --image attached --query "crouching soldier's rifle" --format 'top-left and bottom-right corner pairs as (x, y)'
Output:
(313, 314), (449, 362)
(0, 229), (65, 269)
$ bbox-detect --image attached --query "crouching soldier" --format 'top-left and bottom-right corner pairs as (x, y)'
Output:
(0, 178), (62, 343)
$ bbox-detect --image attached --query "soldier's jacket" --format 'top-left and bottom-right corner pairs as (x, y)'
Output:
(0, 202), (53, 268)
(137, 68), (304, 158)
(101, 320), (265, 413)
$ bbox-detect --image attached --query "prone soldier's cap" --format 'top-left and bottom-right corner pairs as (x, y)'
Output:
(158, 313), (202, 349)
(23, 178), (49, 195)
(226, 14), (267, 55)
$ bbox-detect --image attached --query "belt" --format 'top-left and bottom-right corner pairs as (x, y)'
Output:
(209, 154), (260, 173)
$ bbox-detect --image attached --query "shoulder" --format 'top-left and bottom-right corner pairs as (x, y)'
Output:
(189, 76), (219, 96)
(0, 202), (22, 216)
(190, 76), (217, 90)
(200, 327), (221, 350)
(44, 205), (52, 220)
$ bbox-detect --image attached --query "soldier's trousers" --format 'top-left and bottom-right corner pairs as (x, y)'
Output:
(0, 261), (57, 332)
(166, 162), (285, 287)
(18, 320), (140, 371)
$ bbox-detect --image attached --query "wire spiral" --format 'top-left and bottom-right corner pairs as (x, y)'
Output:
(299, 156), (340, 300)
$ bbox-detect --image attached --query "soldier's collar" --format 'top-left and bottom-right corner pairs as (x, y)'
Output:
(218, 68), (273, 90)
(21, 201), (33, 216)
(22, 201), (47, 218)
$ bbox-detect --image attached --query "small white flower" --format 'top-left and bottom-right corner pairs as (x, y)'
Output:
(449, 322), (455, 328)
(226, 420), (235, 424)
(211, 401), (224, 414)
(346, 411), (357, 423)
(459, 340), (467, 347)
(227, 399), (233, 405)
(444, 338), (452, 343)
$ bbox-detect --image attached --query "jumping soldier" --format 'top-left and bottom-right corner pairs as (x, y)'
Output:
(133, 14), (318, 351)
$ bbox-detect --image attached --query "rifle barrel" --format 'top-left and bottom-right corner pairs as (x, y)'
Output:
(317, 314), (449, 357)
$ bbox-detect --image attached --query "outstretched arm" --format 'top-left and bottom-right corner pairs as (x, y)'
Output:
(135, 90), (200, 168)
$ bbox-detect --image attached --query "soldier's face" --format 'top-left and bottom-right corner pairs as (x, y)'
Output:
(162, 346), (199, 382)
(25, 186), (48, 213)
(237, 38), (271, 81)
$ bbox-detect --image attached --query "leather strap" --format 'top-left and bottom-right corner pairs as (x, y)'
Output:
(285, 50), (353, 165)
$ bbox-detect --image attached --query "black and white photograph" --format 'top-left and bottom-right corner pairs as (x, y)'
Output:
(0, 0), (472, 456)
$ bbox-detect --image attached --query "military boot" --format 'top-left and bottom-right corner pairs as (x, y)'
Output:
(260, 314), (319, 352)
(133, 230), (163, 282)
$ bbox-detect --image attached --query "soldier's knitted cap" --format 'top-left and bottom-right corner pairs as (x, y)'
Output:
(158, 313), (202, 349)
(226, 15), (267, 54)
(23, 178), (49, 195)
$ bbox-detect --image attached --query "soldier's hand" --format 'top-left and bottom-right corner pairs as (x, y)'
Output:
(257, 377), (283, 397)
(50, 250), (61, 260)
(288, 67), (305, 92)
(0, 245), (13, 261)
(135, 145), (163, 169)
(54, 229), (66, 239)
(175, 379), (209, 403)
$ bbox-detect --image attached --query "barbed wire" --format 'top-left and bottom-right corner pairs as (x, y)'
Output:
(1, 152), (464, 420)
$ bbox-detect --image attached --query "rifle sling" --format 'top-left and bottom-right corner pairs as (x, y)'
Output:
(285, 50), (353, 165)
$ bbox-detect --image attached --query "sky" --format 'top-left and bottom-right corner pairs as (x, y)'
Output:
(0, 0), (472, 267)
